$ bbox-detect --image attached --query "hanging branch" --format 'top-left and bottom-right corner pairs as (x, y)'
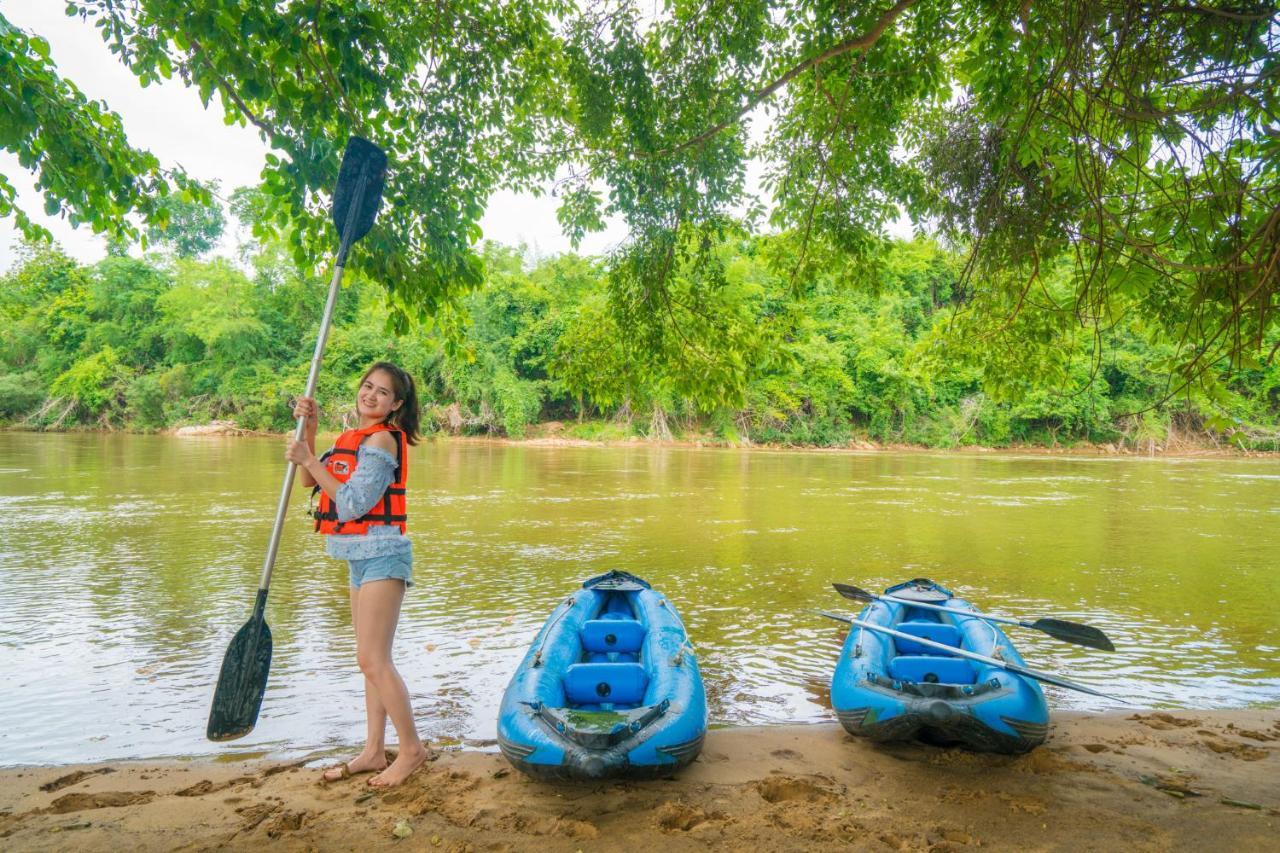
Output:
(653, 0), (919, 158)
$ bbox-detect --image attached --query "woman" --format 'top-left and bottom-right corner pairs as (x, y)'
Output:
(286, 361), (432, 787)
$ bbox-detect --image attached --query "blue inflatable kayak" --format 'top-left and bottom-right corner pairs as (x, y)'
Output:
(497, 570), (707, 780)
(831, 579), (1049, 753)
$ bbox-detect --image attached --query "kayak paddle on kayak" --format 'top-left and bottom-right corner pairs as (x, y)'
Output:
(832, 582), (1116, 651)
(824, 578), (1095, 754)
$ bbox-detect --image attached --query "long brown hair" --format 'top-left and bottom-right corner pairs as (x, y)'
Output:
(361, 361), (420, 445)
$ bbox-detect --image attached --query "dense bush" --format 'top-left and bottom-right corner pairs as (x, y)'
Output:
(0, 371), (42, 418)
(2, 232), (1276, 451)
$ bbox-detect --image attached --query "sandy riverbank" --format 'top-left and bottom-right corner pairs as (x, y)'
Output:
(1, 710), (1276, 851)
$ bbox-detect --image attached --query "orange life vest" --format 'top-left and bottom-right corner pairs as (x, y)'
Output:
(312, 423), (408, 535)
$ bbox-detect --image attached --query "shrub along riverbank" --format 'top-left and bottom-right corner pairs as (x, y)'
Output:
(2, 229), (1278, 451)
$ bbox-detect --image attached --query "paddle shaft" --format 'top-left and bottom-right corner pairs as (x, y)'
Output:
(207, 139), (385, 742)
(867, 591), (1024, 629)
(832, 582), (1115, 651)
(817, 611), (1126, 702)
(256, 170), (369, 594)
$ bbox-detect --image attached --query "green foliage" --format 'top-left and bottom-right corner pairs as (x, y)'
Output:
(0, 371), (43, 418)
(491, 368), (544, 438)
(3, 2), (1272, 391)
(146, 181), (226, 258)
(51, 345), (131, 415)
(562, 420), (634, 441)
(1, 226), (1276, 449)
(552, 1), (1278, 389)
(125, 372), (167, 428)
(156, 259), (271, 373)
(51, 0), (572, 325)
(0, 13), (204, 242)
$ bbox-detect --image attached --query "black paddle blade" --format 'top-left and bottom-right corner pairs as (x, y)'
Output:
(332, 136), (387, 247)
(832, 582), (875, 603)
(207, 614), (273, 741)
(1029, 618), (1116, 652)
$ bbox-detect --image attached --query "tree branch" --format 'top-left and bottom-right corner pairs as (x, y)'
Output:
(187, 36), (280, 141)
(654, 0), (918, 158)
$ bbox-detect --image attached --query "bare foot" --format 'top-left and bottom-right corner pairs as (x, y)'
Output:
(321, 748), (387, 783)
(367, 744), (434, 788)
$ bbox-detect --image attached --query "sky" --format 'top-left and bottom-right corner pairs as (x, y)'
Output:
(0, 2), (631, 271)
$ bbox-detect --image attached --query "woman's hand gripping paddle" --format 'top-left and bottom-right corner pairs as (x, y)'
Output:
(206, 137), (388, 741)
(832, 582), (1116, 651)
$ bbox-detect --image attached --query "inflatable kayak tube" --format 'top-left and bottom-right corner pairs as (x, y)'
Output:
(497, 570), (708, 780)
(831, 578), (1049, 754)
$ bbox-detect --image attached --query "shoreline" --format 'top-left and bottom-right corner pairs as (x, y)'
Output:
(441, 433), (1279, 459)
(3, 422), (1276, 459)
(2, 710), (1276, 851)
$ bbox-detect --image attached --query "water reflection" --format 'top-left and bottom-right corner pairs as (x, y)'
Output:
(1, 434), (1278, 767)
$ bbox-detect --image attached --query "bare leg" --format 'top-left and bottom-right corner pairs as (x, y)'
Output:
(354, 584), (391, 756)
(321, 586), (389, 781)
(355, 579), (428, 788)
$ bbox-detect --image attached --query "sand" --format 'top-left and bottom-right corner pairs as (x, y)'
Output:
(1, 710), (1276, 852)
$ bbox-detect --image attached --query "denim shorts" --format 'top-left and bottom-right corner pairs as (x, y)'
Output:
(347, 551), (414, 589)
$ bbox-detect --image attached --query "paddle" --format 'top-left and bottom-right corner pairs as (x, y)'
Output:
(832, 582), (1115, 652)
(206, 137), (388, 741)
(816, 610), (1128, 703)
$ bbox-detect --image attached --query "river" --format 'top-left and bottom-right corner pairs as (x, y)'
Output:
(1, 433), (1277, 767)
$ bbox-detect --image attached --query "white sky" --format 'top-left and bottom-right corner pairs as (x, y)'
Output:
(0, 1), (630, 271)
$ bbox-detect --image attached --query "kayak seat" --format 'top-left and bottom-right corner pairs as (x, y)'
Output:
(888, 655), (976, 685)
(894, 620), (962, 656)
(563, 662), (648, 706)
(586, 651), (640, 664)
(599, 609), (633, 620)
(581, 619), (646, 654)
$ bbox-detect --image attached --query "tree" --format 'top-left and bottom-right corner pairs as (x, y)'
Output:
(0, 14), (203, 241)
(146, 180), (225, 258)
(2, 1), (1275, 391)
(556, 1), (1278, 390)
(50, 0), (571, 325)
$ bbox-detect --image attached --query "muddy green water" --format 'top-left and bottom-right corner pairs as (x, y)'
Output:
(1, 434), (1278, 766)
